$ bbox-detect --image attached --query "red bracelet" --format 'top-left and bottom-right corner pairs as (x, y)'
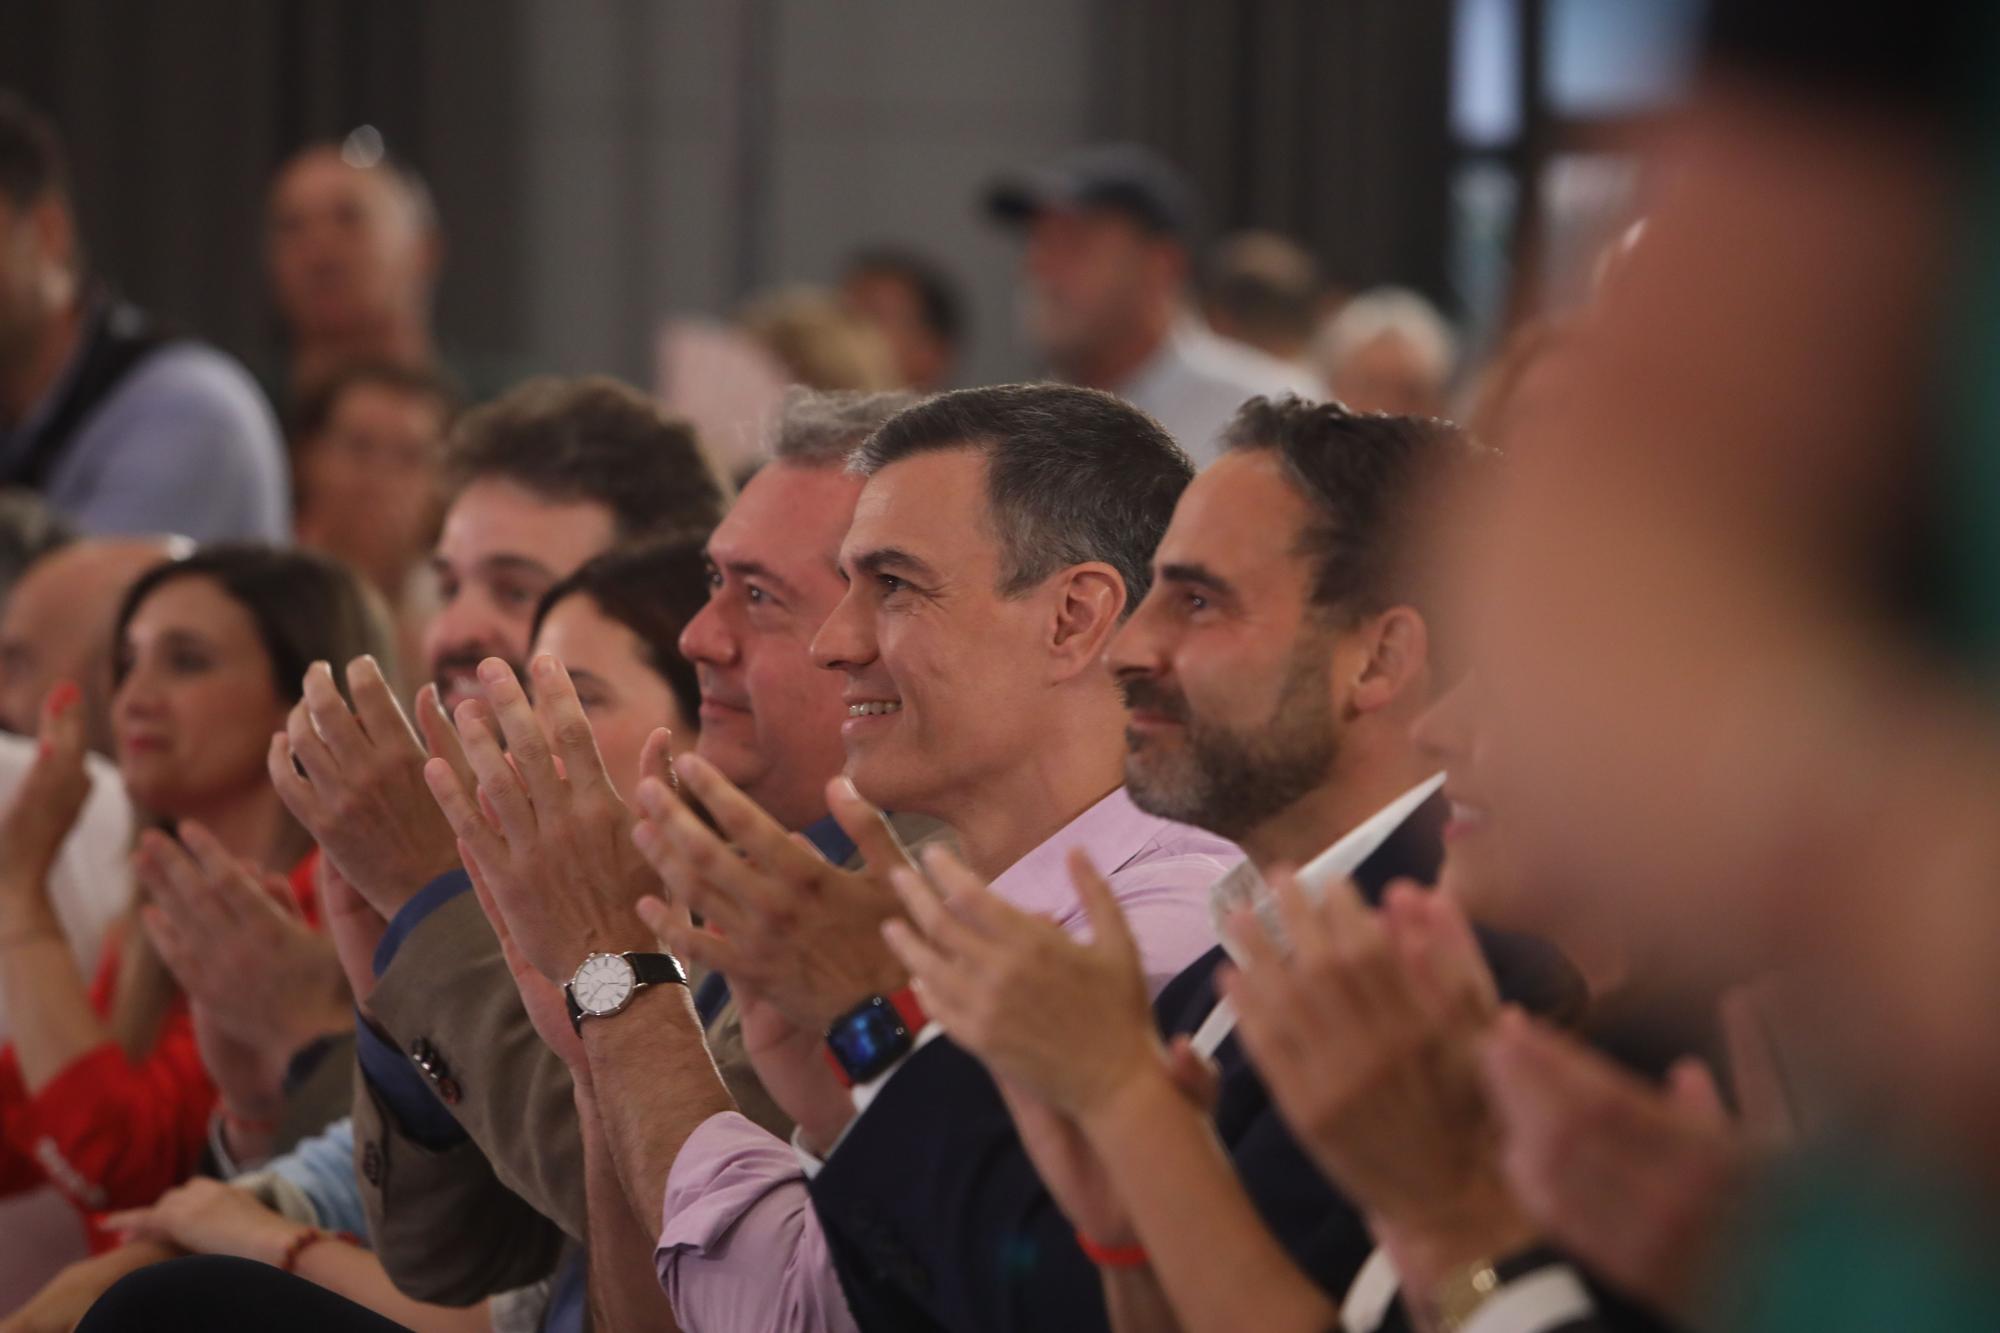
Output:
(1076, 1230), (1149, 1269)
(278, 1228), (362, 1274)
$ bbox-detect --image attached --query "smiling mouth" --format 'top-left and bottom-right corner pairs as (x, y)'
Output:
(847, 701), (903, 717)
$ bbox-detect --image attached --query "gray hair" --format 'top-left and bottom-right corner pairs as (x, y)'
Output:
(770, 387), (922, 468)
(1316, 286), (1458, 382)
(850, 383), (1193, 610)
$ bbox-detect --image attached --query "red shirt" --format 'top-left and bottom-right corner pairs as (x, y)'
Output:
(0, 848), (321, 1244)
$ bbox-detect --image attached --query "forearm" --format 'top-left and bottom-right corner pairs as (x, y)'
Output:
(2, 918), (112, 1092)
(1081, 1073), (1334, 1333)
(576, 1074), (683, 1330)
(1103, 1268), (1187, 1333)
(583, 983), (736, 1235)
(292, 1241), (495, 1333)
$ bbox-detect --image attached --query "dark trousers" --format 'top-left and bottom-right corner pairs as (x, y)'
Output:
(77, 1255), (412, 1332)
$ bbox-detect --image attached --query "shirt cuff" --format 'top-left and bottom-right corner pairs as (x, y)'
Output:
(1459, 1264), (1595, 1333)
(354, 1010), (466, 1149)
(372, 868), (473, 977)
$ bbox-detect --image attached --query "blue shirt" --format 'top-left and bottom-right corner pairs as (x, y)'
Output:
(0, 323), (289, 542)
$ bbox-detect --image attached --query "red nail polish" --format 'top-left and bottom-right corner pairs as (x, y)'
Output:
(47, 681), (81, 716)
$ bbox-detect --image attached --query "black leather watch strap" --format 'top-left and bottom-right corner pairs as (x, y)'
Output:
(629, 952), (690, 989)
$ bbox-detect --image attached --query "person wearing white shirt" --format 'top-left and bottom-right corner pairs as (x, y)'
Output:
(986, 143), (1325, 465)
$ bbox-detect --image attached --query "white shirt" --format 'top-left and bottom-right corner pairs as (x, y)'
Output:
(1192, 773), (1445, 1057)
(0, 733), (135, 1038)
(1118, 318), (1328, 467)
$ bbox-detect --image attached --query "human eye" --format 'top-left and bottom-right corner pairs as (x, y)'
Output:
(492, 579), (538, 612)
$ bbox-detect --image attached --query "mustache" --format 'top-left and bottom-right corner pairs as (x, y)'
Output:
(1118, 676), (1189, 723)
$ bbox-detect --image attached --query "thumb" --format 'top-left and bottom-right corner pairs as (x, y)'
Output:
(1163, 1034), (1221, 1115)
(1666, 1056), (1729, 1129)
(828, 776), (912, 877)
(638, 728), (679, 799)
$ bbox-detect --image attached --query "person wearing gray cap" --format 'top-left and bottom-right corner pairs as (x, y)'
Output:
(986, 143), (1322, 465)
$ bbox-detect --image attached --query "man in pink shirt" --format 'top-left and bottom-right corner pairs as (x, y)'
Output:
(441, 384), (1238, 1331)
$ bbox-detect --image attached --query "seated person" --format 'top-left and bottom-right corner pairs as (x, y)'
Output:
(0, 546), (392, 1246)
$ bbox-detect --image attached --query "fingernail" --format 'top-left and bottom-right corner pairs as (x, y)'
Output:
(47, 680), (81, 716)
(478, 659), (509, 684)
(835, 775), (861, 803)
(533, 654), (558, 681)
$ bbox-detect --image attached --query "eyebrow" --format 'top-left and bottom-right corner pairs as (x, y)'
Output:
(851, 547), (941, 583)
(716, 557), (801, 602)
(473, 554), (560, 581)
(1157, 561), (1239, 599)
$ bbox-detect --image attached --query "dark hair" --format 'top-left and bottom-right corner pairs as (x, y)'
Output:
(853, 383), (1193, 609)
(112, 545), (398, 704)
(1201, 230), (1323, 347)
(530, 537), (709, 730)
(843, 247), (967, 348)
(287, 361), (462, 446)
(0, 90), (67, 210)
(443, 376), (728, 543)
(1222, 396), (1485, 623)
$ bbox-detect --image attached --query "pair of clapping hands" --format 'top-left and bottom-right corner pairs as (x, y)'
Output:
(883, 854), (1791, 1320)
(337, 654), (930, 1140)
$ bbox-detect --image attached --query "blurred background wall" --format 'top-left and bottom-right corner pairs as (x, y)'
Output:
(0, 0), (1699, 390)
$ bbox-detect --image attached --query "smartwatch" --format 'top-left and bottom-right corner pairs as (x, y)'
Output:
(822, 987), (927, 1088)
(565, 951), (689, 1034)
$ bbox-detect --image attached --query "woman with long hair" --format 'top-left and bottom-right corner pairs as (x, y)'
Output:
(0, 544), (395, 1244)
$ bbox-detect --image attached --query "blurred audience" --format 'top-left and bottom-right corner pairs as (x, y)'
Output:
(0, 488), (71, 604)
(0, 537), (186, 754)
(265, 140), (442, 406)
(287, 361), (458, 677)
(0, 94), (288, 542)
(1200, 229), (1327, 373)
(985, 143), (1319, 463)
(0, 5), (1994, 1331)
(1313, 285), (1457, 419)
(738, 285), (899, 394)
(839, 246), (966, 391)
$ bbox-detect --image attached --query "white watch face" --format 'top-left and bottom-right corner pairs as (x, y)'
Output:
(572, 953), (638, 1018)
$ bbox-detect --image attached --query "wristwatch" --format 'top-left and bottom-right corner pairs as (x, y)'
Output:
(822, 987), (927, 1088)
(1428, 1244), (1569, 1332)
(565, 951), (689, 1034)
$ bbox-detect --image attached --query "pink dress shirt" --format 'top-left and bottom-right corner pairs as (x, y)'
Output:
(654, 787), (1240, 1332)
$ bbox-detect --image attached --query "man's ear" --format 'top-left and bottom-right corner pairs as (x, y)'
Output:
(1348, 607), (1430, 716)
(30, 194), (79, 292)
(1048, 563), (1126, 682)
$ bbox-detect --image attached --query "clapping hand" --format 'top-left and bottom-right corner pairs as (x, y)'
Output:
(422, 655), (667, 984)
(136, 823), (350, 1059)
(0, 681), (90, 940)
(1221, 874), (1533, 1280)
(1477, 985), (1790, 1316)
(268, 658), (464, 918)
(881, 845), (1162, 1117)
(629, 759), (915, 1033)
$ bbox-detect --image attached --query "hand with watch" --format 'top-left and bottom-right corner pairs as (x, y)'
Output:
(566, 950), (691, 1035)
